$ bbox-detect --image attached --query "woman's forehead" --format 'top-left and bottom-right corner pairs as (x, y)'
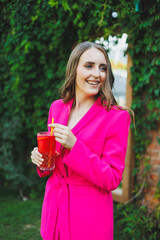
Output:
(79, 48), (107, 64)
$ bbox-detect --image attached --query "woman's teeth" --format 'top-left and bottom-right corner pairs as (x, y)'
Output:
(86, 80), (99, 85)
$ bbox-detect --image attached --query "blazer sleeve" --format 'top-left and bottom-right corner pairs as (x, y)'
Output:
(63, 111), (131, 191)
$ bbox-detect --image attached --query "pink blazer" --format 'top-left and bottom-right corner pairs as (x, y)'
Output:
(37, 97), (131, 240)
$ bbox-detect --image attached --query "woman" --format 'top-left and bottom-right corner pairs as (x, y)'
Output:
(31, 41), (131, 240)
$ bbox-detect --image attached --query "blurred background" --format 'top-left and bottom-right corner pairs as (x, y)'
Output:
(0, 0), (159, 239)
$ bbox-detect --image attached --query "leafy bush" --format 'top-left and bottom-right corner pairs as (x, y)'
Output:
(0, 0), (76, 193)
(114, 203), (159, 240)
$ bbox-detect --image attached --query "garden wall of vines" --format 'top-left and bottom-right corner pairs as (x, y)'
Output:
(0, 0), (160, 207)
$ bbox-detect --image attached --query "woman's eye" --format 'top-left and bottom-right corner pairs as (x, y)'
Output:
(85, 65), (92, 69)
(100, 66), (107, 72)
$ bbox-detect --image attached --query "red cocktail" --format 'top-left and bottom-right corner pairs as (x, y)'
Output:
(37, 132), (56, 170)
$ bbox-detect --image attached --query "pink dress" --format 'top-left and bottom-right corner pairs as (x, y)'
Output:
(37, 97), (131, 240)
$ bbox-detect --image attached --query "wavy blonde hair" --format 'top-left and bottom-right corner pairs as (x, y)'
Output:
(60, 41), (132, 114)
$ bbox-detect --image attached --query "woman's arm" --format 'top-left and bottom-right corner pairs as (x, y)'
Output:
(63, 111), (131, 191)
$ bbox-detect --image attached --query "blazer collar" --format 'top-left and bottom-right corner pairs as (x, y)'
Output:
(58, 98), (74, 126)
(58, 97), (103, 135)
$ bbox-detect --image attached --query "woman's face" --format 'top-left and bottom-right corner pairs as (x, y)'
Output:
(75, 47), (107, 100)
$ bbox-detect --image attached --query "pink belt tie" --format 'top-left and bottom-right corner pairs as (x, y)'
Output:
(53, 169), (94, 240)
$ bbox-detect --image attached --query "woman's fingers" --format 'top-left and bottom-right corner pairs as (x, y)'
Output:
(49, 124), (69, 140)
(34, 147), (43, 158)
(54, 127), (69, 135)
(32, 156), (42, 167)
(31, 147), (44, 167)
(48, 123), (77, 149)
(48, 123), (64, 129)
(31, 147), (43, 161)
(54, 131), (68, 141)
(55, 151), (60, 157)
(49, 124), (70, 135)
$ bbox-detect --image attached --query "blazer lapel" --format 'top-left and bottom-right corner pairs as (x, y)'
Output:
(57, 97), (103, 152)
(56, 99), (74, 153)
(58, 99), (74, 126)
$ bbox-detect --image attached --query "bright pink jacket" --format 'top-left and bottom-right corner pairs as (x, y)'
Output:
(37, 97), (131, 240)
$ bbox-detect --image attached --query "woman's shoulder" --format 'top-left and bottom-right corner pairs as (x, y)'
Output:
(49, 98), (66, 109)
(48, 99), (63, 114)
(49, 98), (73, 114)
(99, 98), (129, 116)
(108, 106), (131, 127)
(50, 98), (73, 107)
(110, 105), (129, 113)
(101, 103), (131, 124)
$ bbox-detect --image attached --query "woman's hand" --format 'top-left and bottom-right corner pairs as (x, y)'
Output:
(48, 123), (77, 150)
(31, 147), (44, 167)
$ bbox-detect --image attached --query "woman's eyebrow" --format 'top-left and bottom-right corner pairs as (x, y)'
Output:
(85, 61), (107, 66)
(100, 63), (107, 67)
(85, 61), (95, 64)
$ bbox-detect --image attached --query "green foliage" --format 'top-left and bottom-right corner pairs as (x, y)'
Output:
(0, 0), (77, 192)
(114, 203), (159, 240)
(155, 181), (160, 200)
(126, 1), (160, 202)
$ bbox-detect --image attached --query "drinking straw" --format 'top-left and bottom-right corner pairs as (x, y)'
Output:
(48, 118), (54, 168)
(51, 118), (54, 135)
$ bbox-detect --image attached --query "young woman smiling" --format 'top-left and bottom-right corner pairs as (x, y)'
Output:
(31, 41), (131, 240)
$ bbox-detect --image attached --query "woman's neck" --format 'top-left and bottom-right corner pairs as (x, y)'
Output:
(74, 95), (96, 113)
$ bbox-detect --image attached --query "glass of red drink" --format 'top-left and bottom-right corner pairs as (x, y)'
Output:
(37, 132), (56, 170)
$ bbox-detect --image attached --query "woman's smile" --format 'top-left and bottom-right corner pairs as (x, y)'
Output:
(85, 80), (100, 86)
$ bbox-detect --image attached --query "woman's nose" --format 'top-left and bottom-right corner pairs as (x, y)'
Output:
(92, 68), (100, 78)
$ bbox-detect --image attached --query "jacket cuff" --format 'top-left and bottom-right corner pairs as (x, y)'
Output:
(37, 166), (52, 177)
